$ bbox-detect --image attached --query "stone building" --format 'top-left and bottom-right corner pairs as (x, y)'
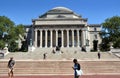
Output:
(25, 7), (101, 52)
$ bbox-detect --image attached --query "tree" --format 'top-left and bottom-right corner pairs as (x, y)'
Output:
(101, 16), (120, 50)
(0, 16), (25, 51)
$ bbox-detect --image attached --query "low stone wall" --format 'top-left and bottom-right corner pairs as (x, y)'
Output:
(110, 48), (120, 58)
(111, 48), (120, 53)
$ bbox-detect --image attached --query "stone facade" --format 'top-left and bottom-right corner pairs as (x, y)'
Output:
(25, 7), (101, 52)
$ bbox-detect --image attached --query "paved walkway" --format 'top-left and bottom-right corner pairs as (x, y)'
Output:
(1, 75), (120, 78)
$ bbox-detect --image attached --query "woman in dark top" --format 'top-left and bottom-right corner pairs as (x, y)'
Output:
(8, 57), (15, 78)
(72, 59), (81, 78)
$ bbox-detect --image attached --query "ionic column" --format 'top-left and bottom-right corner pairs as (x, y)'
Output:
(50, 30), (53, 48)
(56, 30), (58, 46)
(77, 30), (80, 47)
(40, 30), (42, 48)
(72, 30), (74, 47)
(45, 30), (48, 48)
(61, 30), (64, 47)
(35, 30), (37, 47)
(67, 30), (69, 47)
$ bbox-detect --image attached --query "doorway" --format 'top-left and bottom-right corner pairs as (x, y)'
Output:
(58, 37), (61, 47)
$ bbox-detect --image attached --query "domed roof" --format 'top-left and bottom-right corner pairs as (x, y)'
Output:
(52, 7), (73, 12)
(48, 7), (73, 13)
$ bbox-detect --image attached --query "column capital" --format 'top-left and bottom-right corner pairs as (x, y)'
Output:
(34, 29), (38, 32)
(71, 29), (74, 31)
(39, 29), (43, 31)
(66, 29), (69, 31)
(77, 29), (80, 31)
(61, 29), (64, 31)
(55, 29), (58, 31)
(44, 29), (48, 31)
(50, 30), (53, 31)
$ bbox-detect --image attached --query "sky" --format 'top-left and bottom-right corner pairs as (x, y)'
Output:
(0, 0), (120, 25)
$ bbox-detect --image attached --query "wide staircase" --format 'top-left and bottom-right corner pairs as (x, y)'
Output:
(4, 47), (118, 60)
(0, 60), (120, 76)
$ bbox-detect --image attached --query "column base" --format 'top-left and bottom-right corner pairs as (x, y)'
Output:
(67, 46), (69, 48)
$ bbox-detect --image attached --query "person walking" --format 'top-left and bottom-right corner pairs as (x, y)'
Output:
(98, 52), (101, 59)
(72, 59), (82, 78)
(43, 53), (47, 59)
(8, 57), (15, 78)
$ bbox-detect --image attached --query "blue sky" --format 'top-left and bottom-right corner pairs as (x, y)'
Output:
(0, 0), (120, 25)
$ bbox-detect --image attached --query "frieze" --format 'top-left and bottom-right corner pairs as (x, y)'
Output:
(34, 25), (84, 30)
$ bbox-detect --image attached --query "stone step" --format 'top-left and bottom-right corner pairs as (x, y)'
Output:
(0, 60), (120, 75)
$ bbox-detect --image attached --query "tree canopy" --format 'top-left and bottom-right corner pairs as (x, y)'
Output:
(0, 16), (25, 51)
(101, 16), (120, 50)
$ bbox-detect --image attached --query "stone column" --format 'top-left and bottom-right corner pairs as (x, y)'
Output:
(82, 30), (86, 46)
(72, 30), (74, 47)
(40, 30), (42, 48)
(67, 30), (69, 47)
(45, 30), (48, 48)
(77, 30), (80, 47)
(35, 30), (37, 47)
(50, 30), (53, 48)
(31, 26), (34, 47)
(87, 27), (90, 46)
(56, 30), (58, 46)
(61, 30), (64, 47)
(86, 27), (89, 46)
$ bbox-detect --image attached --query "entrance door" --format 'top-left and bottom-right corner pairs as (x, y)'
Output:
(58, 37), (61, 47)
(93, 40), (98, 51)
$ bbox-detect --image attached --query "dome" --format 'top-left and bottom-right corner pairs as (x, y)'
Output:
(52, 7), (73, 12)
(48, 7), (73, 13)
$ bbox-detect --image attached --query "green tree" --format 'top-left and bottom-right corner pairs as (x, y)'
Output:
(101, 16), (120, 50)
(0, 16), (25, 51)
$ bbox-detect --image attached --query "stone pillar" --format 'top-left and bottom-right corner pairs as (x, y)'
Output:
(31, 26), (34, 47)
(82, 30), (86, 46)
(77, 30), (80, 47)
(56, 30), (58, 46)
(45, 30), (48, 48)
(67, 30), (69, 47)
(61, 30), (64, 47)
(50, 30), (53, 48)
(85, 28), (90, 52)
(40, 30), (42, 48)
(72, 30), (74, 47)
(35, 30), (37, 47)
